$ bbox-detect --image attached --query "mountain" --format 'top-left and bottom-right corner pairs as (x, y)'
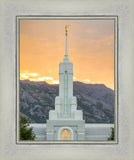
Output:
(20, 80), (114, 123)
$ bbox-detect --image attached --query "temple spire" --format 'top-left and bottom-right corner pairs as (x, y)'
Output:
(64, 25), (69, 62)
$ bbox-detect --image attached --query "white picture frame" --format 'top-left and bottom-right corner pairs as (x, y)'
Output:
(0, 0), (134, 160)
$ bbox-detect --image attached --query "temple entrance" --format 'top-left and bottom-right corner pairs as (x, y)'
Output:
(60, 129), (71, 140)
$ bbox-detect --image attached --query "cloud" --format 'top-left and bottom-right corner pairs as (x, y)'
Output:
(20, 72), (38, 79)
(52, 80), (59, 84)
(27, 73), (38, 76)
(20, 73), (29, 79)
(73, 77), (80, 81)
(38, 77), (53, 81)
(20, 72), (59, 84)
(84, 79), (90, 83)
(29, 78), (37, 81)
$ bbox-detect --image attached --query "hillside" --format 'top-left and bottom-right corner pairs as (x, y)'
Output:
(20, 80), (114, 123)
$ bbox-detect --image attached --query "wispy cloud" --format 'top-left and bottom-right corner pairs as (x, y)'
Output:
(38, 77), (53, 81)
(29, 78), (37, 81)
(52, 80), (59, 84)
(84, 79), (90, 83)
(20, 72), (59, 84)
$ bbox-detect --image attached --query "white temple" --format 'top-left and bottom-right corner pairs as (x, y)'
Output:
(29, 25), (114, 141)
(46, 25), (85, 140)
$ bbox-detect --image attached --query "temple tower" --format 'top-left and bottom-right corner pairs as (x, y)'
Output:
(46, 25), (85, 140)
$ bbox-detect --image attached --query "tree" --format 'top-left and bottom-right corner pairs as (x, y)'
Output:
(108, 127), (114, 140)
(20, 116), (35, 140)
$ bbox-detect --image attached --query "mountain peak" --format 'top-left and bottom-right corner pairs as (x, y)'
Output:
(20, 80), (114, 124)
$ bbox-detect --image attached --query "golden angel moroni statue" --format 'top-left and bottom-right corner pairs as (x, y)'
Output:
(65, 25), (68, 35)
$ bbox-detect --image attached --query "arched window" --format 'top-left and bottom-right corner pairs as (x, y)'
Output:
(61, 129), (71, 140)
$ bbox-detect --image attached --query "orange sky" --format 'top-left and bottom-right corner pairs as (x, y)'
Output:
(20, 19), (114, 89)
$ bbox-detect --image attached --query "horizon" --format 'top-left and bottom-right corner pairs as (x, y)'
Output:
(20, 19), (114, 89)
(20, 79), (114, 90)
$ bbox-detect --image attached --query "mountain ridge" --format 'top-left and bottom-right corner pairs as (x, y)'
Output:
(20, 80), (114, 123)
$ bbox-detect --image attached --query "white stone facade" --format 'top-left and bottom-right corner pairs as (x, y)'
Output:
(46, 56), (85, 140)
(46, 29), (85, 140)
(30, 123), (114, 141)
(48, 61), (83, 121)
(45, 28), (114, 141)
(46, 120), (85, 140)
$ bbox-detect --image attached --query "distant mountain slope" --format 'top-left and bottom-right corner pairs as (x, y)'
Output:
(20, 80), (114, 123)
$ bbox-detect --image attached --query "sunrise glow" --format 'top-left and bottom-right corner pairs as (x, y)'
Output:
(20, 19), (114, 89)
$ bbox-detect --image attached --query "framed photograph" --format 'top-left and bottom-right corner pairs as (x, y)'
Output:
(17, 16), (118, 144)
(0, 0), (134, 160)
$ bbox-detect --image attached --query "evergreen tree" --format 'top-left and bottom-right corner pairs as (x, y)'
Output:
(20, 116), (35, 140)
(108, 127), (114, 140)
